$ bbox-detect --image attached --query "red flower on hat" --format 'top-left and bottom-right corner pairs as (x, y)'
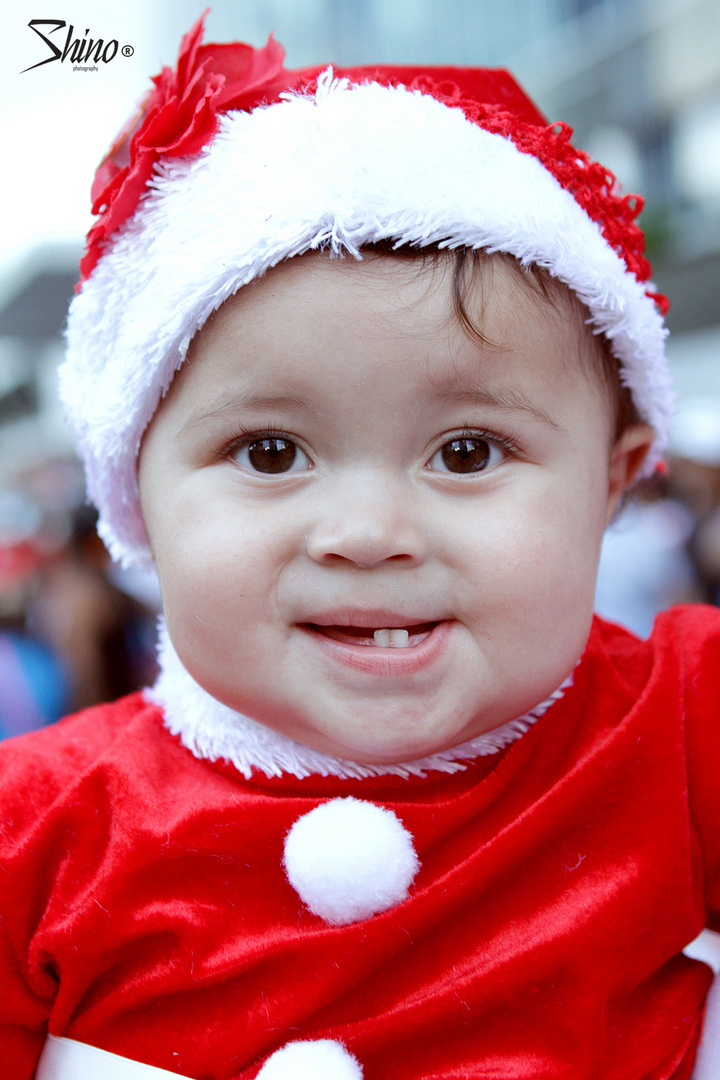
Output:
(79, 12), (289, 283)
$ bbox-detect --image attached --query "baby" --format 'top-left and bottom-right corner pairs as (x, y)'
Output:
(2, 15), (720, 1080)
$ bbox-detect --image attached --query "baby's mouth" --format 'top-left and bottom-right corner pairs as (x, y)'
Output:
(305, 623), (438, 648)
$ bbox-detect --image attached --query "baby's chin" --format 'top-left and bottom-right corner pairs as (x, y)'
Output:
(263, 713), (510, 767)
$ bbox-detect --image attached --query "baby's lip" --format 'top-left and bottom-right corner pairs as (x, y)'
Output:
(301, 608), (441, 630)
(299, 609), (446, 650)
(304, 622), (439, 646)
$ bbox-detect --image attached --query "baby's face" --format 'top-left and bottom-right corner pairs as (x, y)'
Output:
(138, 252), (650, 764)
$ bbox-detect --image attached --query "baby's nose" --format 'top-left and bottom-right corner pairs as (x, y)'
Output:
(305, 474), (427, 568)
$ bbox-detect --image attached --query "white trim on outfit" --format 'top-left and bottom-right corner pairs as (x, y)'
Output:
(35, 1035), (191, 1080)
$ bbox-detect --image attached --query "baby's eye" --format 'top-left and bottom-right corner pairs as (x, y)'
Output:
(233, 436), (311, 474)
(428, 436), (504, 475)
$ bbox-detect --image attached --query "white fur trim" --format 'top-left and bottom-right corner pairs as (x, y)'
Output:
(692, 971), (720, 1078)
(257, 1040), (363, 1079)
(36, 1035), (190, 1080)
(62, 71), (671, 569)
(283, 797), (419, 924)
(147, 618), (571, 780)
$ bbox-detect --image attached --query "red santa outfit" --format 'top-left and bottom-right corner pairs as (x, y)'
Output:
(1, 606), (720, 1079)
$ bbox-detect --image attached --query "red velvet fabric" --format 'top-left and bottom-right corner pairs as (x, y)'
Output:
(2, 606), (720, 1079)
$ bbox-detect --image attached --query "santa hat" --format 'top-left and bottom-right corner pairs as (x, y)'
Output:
(60, 15), (672, 570)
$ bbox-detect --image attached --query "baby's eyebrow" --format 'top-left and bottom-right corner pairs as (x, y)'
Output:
(431, 385), (560, 430)
(181, 392), (317, 431)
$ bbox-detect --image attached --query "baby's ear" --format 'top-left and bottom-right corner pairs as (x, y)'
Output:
(606, 422), (656, 522)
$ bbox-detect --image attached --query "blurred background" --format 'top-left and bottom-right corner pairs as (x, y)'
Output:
(0, 0), (719, 733)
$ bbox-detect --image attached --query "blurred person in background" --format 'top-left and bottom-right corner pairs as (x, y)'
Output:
(666, 397), (720, 606)
(27, 500), (159, 713)
(595, 395), (720, 638)
(0, 488), (70, 738)
(0, 461), (159, 738)
(594, 470), (702, 637)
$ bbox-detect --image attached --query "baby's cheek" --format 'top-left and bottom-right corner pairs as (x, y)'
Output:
(467, 493), (599, 623)
(168, 546), (273, 654)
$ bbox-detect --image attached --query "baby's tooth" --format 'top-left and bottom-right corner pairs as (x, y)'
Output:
(373, 628), (411, 647)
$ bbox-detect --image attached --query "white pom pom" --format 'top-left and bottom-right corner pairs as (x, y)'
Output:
(283, 796), (420, 925)
(256, 1039), (363, 1079)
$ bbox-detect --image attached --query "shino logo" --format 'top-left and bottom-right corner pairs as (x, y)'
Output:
(21, 20), (133, 72)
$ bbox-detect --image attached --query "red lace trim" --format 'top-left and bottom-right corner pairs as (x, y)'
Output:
(413, 80), (670, 315)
